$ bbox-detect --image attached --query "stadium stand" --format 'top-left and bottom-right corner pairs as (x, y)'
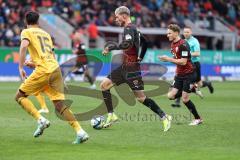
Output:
(0, 0), (239, 49)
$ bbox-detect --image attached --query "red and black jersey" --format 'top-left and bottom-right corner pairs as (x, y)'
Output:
(122, 24), (139, 64)
(74, 43), (88, 65)
(107, 23), (148, 65)
(170, 39), (194, 76)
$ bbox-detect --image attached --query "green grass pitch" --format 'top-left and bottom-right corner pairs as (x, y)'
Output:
(0, 81), (239, 160)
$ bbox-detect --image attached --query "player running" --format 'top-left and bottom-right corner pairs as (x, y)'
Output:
(172, 26), (214, 107)
(71, 43), (96, 89)
(101, 6), (172, 131)
(159, 24), (203, 126)
(15, 11), (88, 144)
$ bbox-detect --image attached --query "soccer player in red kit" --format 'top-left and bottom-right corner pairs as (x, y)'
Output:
(159, 24), (203, 126)
(101, 6), (172, 131)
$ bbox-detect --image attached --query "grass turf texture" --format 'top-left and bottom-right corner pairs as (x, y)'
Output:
(0, 81), (239, 160)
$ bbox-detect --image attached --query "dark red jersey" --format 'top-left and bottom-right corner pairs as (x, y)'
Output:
(74, 43), (87, 65)
(122, 23), (139, 64)
(170, 39), (193, 75)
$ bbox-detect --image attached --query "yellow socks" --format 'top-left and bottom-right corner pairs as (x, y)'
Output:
(18, 97), (41, 120)
(35, 93), (48, 109)
(61, 107), (81, 133)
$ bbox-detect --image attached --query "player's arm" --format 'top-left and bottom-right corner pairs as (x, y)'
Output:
(138, 34), (148, 61)
(19, 39), (30, 80)
(159, 43), (189, 65)
(115, 27), (135, 50)
(102, 27), (135, 55)
(191, 51), (200, 57)
(191, 40), (200, 57)
(24, 59), (36, 69)
(159, 55), (187, 65)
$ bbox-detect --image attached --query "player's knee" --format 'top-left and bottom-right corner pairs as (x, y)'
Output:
(181, 93), (189, 103)
(167, 92), (175, 100)
(198, 81), (203, 87)
(15, 93), (20, 102)
(15, 90), (25, 102)
(100, 81), (106, 91)
(100, 79), (112, 91)
(136, 96), (145, 103)
(53, 100), (64, 113)
(182, 98), (189, 103)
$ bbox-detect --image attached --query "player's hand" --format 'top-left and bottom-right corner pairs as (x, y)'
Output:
(24, 60), (36, 69)
(158, 55), (169, 62)
(19, 68), (27, 81)
(102, 47), (109, 56)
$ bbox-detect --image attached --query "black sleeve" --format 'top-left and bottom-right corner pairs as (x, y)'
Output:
(139, 34), (148, 59)
(118, 26), (135, 50)
(106, 26), (135, 51)
(179, 42), (190, 58)
(104, 41), (119, 51)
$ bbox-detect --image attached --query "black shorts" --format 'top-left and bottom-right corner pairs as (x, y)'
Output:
(173, 73), (194, 93)
(72, 64), (87, 74)
(193, 61), (201, 82)
(107, 64), (144, 90)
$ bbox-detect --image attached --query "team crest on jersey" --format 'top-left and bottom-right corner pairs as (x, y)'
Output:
(125, 34), (132, 40)
(133, 80), (138, 86)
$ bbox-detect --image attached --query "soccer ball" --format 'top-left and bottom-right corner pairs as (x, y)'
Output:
(90, 115), (105, 130)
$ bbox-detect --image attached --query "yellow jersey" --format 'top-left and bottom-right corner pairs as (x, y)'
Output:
(20, 27), (59, 73)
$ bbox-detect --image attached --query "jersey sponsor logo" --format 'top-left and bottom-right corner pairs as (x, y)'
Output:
(125, 34), (132, 40)
(181, 51), (188, 56)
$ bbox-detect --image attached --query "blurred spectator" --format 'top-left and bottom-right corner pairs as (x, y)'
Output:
(227, 3), (236, 24)
(0, 0), (37, 47)
(1, 0), (240, 47)
(88, 21), (98, 48)
(216, 36), (224, 50)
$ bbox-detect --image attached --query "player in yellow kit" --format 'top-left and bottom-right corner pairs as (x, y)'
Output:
(35, 93), (49, 113)
(15, 11), (89, 144)
(24, 59), (49, 113)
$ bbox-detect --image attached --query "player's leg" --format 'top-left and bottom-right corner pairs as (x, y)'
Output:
(191, 62), (204, 98)
(171, 97), (181, 107)
(52, 100), (89, 144)
(35, 93), (49, 113)
(101, 66), (125, 128)
(133, 90), (172, 131)
(195, 62), (214, 94)
(15, 72), (50, 137)
(45, 86), (89, 144)
(15, 90), (42, 120)
(83, 66), (96, 89)
(200, 80), (214, 94)
(167, 76), (182, 100)
(170, 76), (183, 107)
(100, 77), (118, 127)
(46, 68), (89, 144)
(182, 78), (203, 125)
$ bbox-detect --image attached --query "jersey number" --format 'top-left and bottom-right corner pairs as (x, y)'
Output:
(37, 36), (52, 54)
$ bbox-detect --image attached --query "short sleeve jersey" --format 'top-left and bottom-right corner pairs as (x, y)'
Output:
(170, 39), (194, 75)
(186, 36), (200, 62)
(20, 27), (58, 73)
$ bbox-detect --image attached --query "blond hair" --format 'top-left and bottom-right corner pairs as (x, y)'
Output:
(115, 6), (130, 16)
